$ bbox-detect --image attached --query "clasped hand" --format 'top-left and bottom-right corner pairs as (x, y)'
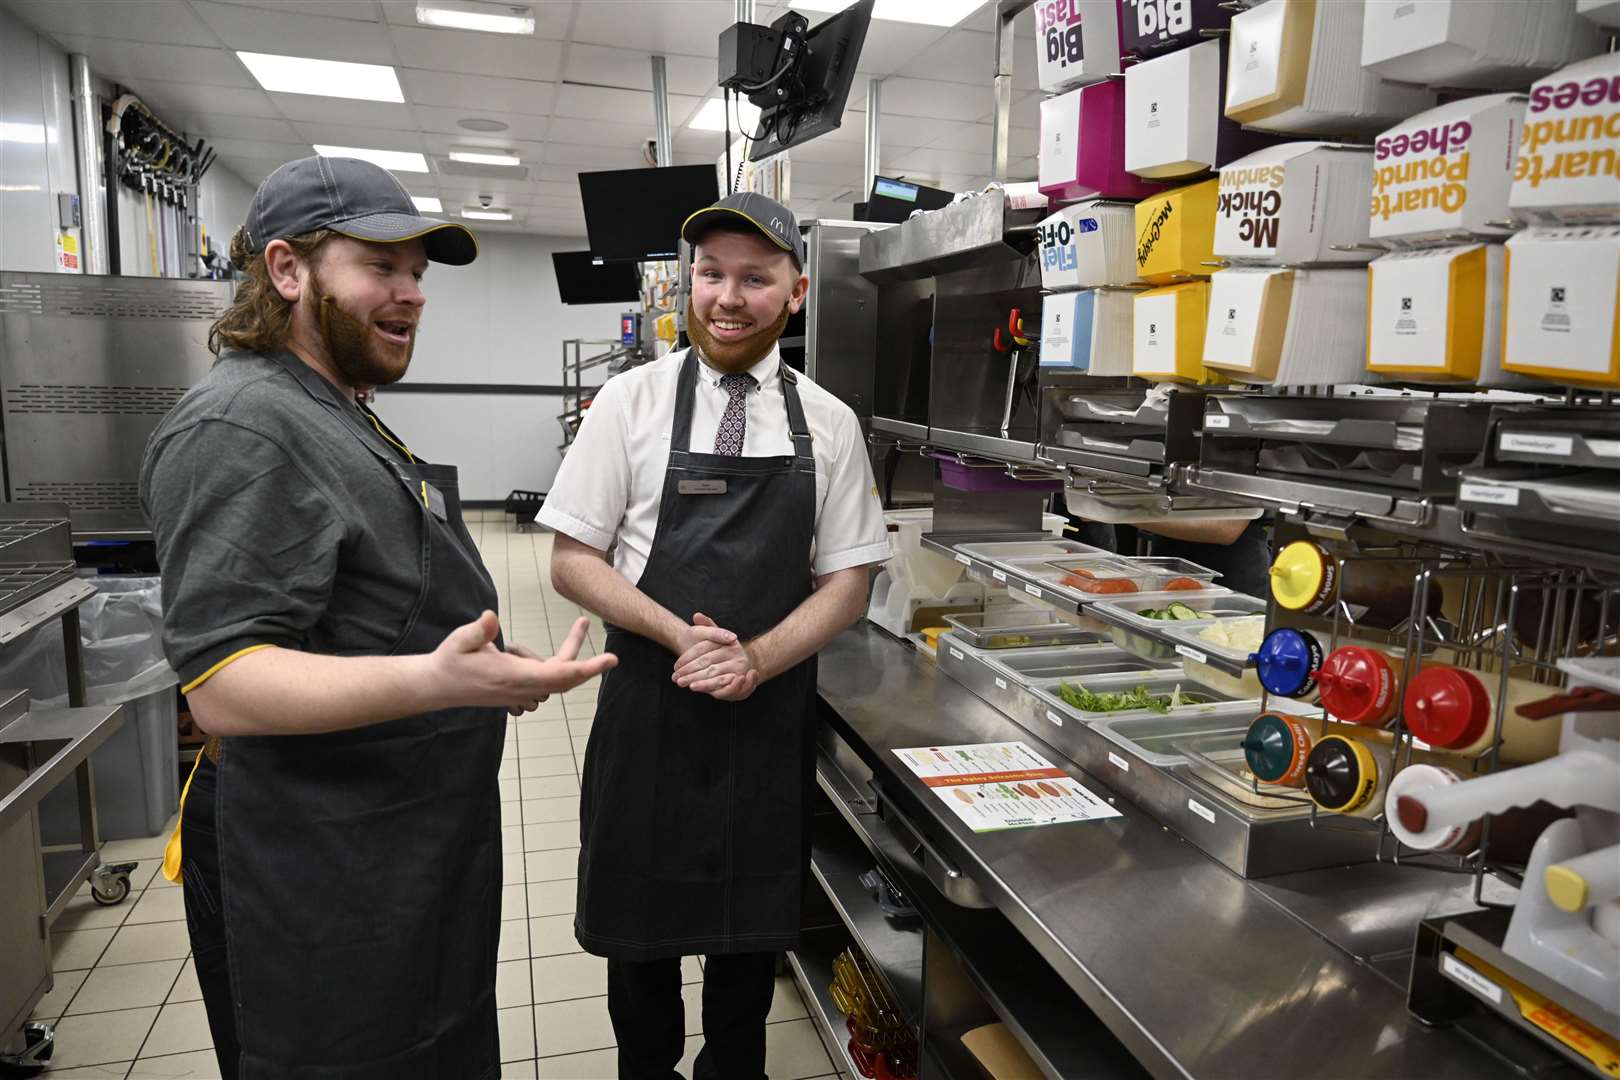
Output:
(434, 610), (616, 716)
(671, 612), (760, 702)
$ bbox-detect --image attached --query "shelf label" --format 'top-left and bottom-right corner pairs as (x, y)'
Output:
(992, 569), (1007, 582)
(955, 553), (972, 565)
(1045, 709), (1064, 727)
(949, 648), (964, 661)
(994, 677), (1008, 691)
(1175, 643), (1209, 665)
(1500, 432), (1573, 457)
(1024, 583), (1043, 598)
(1108, 751), (1130, 773)
(1187, 798), (1216, 824)
(1204, 414), (1231, 429)
(1459, 482), (1520, 507)
(1441, 953), (1503, 1006)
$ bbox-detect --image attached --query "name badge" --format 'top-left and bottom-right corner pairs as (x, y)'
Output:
(678, 479), (727, 495)
(423, 482), (449, 522)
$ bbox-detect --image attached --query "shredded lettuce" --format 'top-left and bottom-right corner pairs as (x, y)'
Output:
(1055, 680), (1210, 714)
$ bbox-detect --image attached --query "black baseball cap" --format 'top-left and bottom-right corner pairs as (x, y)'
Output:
(242, 155), (477, 266)
(681, 192), (805, 270)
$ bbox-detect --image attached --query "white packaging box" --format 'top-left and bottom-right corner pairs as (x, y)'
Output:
(1214, 142), (1375, 265)
(1502, 224), (1620, 388)
(1126, 38), (1271, 180)
(1034, 0), (1124, 93)
(1037, 200), (1140, 290)
(1225, 0), (1435, 136)
(1203, 266), (1368, 386)
(1370, 94), (1525, 247)
(1366, 243), (1518, 385)
(1362, 0), (1605, 90)
(1510, 53), (1620, 226)
(1042, 289), (1135, 375)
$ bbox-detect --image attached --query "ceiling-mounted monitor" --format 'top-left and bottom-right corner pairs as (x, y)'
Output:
(551, 251), (641, 304)
(578, 164), (721, 262)
(747, 0), (874, 162)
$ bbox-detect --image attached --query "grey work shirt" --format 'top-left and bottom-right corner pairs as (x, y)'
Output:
(140, 348), (427, 691)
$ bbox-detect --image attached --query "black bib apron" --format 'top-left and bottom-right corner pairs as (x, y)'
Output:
(211, 357), (507, 1080)
(575, 350), (818, 961)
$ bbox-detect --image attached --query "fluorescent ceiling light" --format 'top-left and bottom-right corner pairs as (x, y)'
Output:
(416, 1), (536, 35)
(790, 0), (983, 26)
(448, 147), (522, 167)
(238, 51), (404, 102)
(461, 207), (513, 221)
(312, 144), (429, 173)
(0, 122), (46, 144)
(688, 96), (762, 133)
(412, 196), (444, 213)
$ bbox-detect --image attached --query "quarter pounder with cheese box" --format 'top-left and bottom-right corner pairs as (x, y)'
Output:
(1510, 53), (1620, 227)
(1365, 243), (1518, 385)
(1371, 95), (1526, 248)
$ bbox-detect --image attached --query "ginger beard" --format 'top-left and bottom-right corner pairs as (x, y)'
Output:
(307, 268), (415, 388)
(686, 296), (791, 374)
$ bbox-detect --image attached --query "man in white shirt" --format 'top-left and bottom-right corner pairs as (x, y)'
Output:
(541, 193), (890, 1079)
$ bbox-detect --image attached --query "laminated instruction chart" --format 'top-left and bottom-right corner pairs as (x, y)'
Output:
(892, 742), (1122, 833)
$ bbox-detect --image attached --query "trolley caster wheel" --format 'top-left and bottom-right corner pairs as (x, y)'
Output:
(0, 1021), (54, 1075)
(91, 861), (138, 907)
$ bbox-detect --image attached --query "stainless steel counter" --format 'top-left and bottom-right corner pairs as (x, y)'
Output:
(816, 624), (1512, 1080)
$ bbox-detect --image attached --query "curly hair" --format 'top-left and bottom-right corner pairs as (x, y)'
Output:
(207, 227), (336, 356)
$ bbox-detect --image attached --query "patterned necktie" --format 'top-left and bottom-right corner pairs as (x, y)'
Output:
(712, 373), (755, 456)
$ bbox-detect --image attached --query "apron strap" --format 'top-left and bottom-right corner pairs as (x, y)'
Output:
(779, 364), (813, 462)
(669, 350), (700, 453)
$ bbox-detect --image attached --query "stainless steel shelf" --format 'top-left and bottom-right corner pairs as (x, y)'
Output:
(787, 930), (862, 1080)
(926, 428), (1044, 467)
(0, 578), (95, 647)
(870, 416), (928, 442)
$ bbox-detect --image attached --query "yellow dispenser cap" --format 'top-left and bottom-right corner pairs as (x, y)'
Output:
(1270, 540), (1328, 611)
(1544, 864), (1590, 913)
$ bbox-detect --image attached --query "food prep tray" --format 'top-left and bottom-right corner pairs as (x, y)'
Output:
(1027, 670), (1252, 728)
(984, 643), (1177, 683)
(1158, 616), (1268, 668)
(1094, 594), (1269, 663)
(943, 608), (1106, 650)
(954, 539), (1106, 569)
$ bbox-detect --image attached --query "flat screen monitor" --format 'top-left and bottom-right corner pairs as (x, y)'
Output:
(862, 176), (954, 223)
(578, 164), (720, 262)
(749, 0), (873, 162)
(551, 251), (641, 305)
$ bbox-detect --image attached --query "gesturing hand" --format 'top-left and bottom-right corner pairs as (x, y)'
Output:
(673, 613), (760, 701)
(435, 611), (616, 714)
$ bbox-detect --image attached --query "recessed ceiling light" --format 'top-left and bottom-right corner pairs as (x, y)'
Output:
(416, 1), (536, 35)
(312, 144), (429, 173)
(789, 0), (983, 27)
(448, 147), (522, 167)
(458, 118), (510, 132)
(412, 196), (444, 213)
(461, 207), (514, 221)
(688, 96), (762, 133)
(237, 52), (404, 103)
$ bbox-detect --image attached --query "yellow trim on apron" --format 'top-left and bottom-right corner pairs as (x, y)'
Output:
(367, 414), (416, 464)
(163, 743), (214, 882)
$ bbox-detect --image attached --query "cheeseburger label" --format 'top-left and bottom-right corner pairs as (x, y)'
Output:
(1511, 53), (1620, 223)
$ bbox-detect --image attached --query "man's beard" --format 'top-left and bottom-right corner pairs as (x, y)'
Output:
(686, 298), (790, 374)
(309, 270), (414, 389)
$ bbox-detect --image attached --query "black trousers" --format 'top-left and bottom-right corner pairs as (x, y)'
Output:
(607, 952), (777, 1080)
(180, 753), (241, 1080)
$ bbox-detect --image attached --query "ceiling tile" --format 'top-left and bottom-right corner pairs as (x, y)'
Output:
(388, 25), (564, 80)
(542, 143), (649, 169)
(1, 0), (217, 47)
(412, 105), (552, 141)
(544, 117), (654, 150)
(981, 90), (1041, 130)
(432, 174), (534, 196)
(46, 35), (256, 89)
(163, 114), (304, 144)
(209, 0), (383, 22)
(189, 0), (398, 63)
(419, 132), (547, 159)
(121, 79), (284, 123)
(865, 115), (962, 149)
(851, 20), (948, 77)
(204, 135), (310, 160)
(553, 83), (701, 125)
(215, 154), (301, 184)
(926, 121), (1037, 157)
(563, 43), (716, 97)
(268, 93), (418, 128)
(865, 77), (989, 122)
(290, 124), (428, 152)
(570, 0), (735, 56)
(890, 146), (991, 177)
(896, 29), (993, 86)
(378, 0), (575, 40)
(399, 69), (557, 116)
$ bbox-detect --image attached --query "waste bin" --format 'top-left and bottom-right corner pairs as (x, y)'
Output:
(0, 576), (179, 842)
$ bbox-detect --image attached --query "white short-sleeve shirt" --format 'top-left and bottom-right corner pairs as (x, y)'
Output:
(539, 345), (892, 586)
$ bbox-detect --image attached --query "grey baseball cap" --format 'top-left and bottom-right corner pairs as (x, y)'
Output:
(242, 155), (477, 266)
(682, 192), (804, 269)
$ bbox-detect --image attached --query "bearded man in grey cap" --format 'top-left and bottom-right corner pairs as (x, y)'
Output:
(140, 155), (616, 1080)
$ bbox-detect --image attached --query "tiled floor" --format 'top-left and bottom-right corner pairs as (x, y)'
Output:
(33, 514), (838, 1080)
